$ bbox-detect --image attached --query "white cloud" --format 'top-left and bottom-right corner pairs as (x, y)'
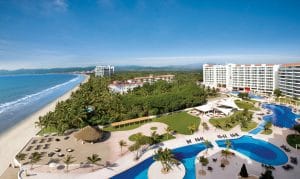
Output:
(52, 0), (68, 11)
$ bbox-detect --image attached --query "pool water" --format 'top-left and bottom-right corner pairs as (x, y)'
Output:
(262, 104), (300, 128)
(249, 121), (267, 134)
(216, 135), (288, 165)
(230, 91), (264, 100)
(111, 143), (206, 179)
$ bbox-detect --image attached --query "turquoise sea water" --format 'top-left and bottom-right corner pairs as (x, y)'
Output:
(0, 74), (85, 134)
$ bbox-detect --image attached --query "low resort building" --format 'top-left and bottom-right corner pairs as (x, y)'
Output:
(108, 74), (175, 94)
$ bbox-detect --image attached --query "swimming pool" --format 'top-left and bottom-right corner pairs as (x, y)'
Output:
(111, 143), (206, 179)
(216, 135), (288, 165)
(262, 104), (300, 128)
(229, 91), (264, 100)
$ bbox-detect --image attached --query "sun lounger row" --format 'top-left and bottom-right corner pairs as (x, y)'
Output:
(290, 157), (298, 165)
(282, 164), (294, 170)
(280, 145), (291, 152)
(186, 137), (205, 144)
(261, 164), (275, 170)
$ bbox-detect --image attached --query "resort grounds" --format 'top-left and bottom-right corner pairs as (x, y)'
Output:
(1, 93), (297, 179)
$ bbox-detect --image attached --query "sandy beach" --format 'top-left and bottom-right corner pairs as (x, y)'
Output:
(0, 74), (89, 175)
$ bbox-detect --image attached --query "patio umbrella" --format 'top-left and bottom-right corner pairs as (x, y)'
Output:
(49, 162), (58, 168)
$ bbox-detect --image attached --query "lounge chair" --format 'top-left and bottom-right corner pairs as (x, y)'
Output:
(291, 157), (298, 165)
(217, 135), (222, 138)
(186, 139), (192, 144)
(31, 140), (37, 144)
(47, 138), (52, 142)
(48, 152), (55, 157)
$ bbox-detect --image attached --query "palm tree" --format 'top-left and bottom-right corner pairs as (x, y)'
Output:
(63, 155), (76, 173)
(153, 147), (179, 174)
(29, 152), (42, 170)
(198, 156), (209, 176)
(150, 131), (160, 145)
(225, 139), (232, 149)
(165, 127), (172, 140)
(16, 153), (27, 162)
(188, 124), (197, 134)
(129, 143), (141, 160)
(119, 140), (127, 155)
(203, 140), (212, 154)
(87, 154), (102, 172)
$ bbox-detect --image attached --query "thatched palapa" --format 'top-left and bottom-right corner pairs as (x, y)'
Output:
(74, 126), (102, 142)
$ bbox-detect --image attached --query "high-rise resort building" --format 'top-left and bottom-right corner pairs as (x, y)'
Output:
(203, 64), (280, 95)
(278, 63), (300, 98)
(94, 65), (114, 77)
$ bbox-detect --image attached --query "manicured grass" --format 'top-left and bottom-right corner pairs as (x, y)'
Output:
(38, 126), (58, 136)
(154, 112), (200, 135)
(286, 134), (300, 149)
(128, 133), (141, 141)
(128, 133), (175, 142)
(235, 100), (259, 111)
(241, 121), (258, 132)
(104, 112), (200, 134)
(150, 126), (157, 130)
(209, 111), (256, 131)
(261, 129), (272, 135)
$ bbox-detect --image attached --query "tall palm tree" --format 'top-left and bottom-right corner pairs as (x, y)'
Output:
(198, 156), (209, 176)
(153, 147), (179, 174)
(63, 155), (76, 173)
(165, 127), (172, 140)
(29, 152), (42, 170)
(188, 124), (197, 134)
(87, 154), (102, 172)
(129, 143), (141, 160)
(203, 140), (212, 154)
(119, 140), (127, 155)
(150, 131), (160, 145)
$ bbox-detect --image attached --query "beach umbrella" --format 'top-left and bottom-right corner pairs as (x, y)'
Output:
(49, 162), (58, 168)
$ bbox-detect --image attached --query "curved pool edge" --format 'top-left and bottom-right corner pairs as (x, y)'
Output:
(215, 135), (288, 166)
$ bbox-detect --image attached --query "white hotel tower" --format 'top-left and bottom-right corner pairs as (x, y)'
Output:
(278, 63), (300, 98)
(203, 64), (280, 95)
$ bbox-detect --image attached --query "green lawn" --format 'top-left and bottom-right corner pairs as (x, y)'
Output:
(37, 126), (59, 136)
(104, 112), (200, 134)
(150, 126), (157, 130)
(261, 129), (272, 135)
(235, 100), (260, 111)
(286, 134), (300, 149)
(154, 112), (200, 135)
(128, 133), (175, 142)
(209, 111), (257, 131)
(241, 121), (258, 132)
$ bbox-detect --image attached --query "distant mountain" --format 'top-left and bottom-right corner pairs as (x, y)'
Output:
(116, 63), (203, 71)
(0, 66), (95, 75)
(0, 63), (203, 75)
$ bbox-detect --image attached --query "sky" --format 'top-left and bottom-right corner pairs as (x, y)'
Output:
(0, 0), (300, 69)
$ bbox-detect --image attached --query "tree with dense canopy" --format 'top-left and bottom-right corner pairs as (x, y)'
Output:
(153, 147), (179, 174)
(38, 72), (208, 134)
(239, 163), (249, 177)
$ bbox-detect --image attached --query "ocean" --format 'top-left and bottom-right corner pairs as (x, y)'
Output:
(0, 74), (85, 134)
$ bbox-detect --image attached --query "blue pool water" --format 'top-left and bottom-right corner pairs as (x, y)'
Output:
(249, 121), (267, 134)
(230, 91), (264, 100)
(111, 143), (206, 179)
(216, 135), (288, 165)
(262, 104), (300, 128)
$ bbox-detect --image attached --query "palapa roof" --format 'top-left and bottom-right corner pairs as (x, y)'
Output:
(74, 126), (102, 142)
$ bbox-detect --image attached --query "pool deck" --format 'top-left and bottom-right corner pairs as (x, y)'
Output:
(20, 101), (300, 179)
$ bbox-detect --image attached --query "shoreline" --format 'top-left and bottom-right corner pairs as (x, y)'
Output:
(0, 74), (90, 175)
